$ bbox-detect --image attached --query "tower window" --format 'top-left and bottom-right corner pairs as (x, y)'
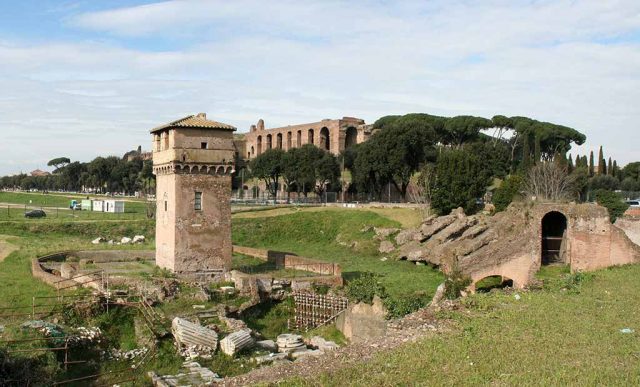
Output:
(194, 192), (202, 211)
(164, 201), (167, 211)
(201, 142), (208, 149)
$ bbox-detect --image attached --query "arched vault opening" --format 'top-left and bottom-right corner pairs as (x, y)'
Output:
(541, 211), (568, 265)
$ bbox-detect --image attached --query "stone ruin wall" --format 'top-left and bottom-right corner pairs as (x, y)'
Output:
(242, 117), (370, 159)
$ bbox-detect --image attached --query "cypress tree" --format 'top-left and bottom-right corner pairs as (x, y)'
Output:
(534, 134), (541, 165)
(607, 157), (613, 176)
(567, 154), (574, 173)
(613, 160), (618, 177)
(589, 151), (595, 176)
(597, 146), (605, 175)
(582, 155), (588, 169)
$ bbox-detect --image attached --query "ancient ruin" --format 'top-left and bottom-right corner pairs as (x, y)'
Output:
(239, 117), (372, 159)
(392, 202), (640, 290)
(151, 113), (236, 277)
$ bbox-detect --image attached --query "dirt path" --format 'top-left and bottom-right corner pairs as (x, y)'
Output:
(220, 308), (453, 386)
(0, 236), (18, 262)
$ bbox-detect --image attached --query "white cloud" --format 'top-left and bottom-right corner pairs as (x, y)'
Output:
(0, 0), (639, 174)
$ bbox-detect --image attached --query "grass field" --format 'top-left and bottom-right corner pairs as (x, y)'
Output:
(281, 264), (640, 386)
(0, 191), (149, 216)
(233, 208), (443, 299)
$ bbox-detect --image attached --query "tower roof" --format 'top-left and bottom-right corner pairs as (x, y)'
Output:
(150, 113), (236, 133)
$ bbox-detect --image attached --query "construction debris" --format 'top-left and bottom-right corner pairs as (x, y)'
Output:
(220, 330), (255, 356)
(276, 334), (306, 353)
(172, 317), (218, 352)
(309, 336), (339, 352)
(148, 361), (222, 386)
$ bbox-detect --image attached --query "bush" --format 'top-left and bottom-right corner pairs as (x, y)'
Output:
(444, 265), (472, 299)
(493, 175), (523, 212)
(344, 272), (387, 304)
(594, 189), (629, 222)
(383, 292), (428, 319)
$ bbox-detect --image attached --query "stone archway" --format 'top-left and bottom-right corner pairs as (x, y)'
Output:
(320, 127), (330, 151)
(308, 129), (315, 145)
(266, 134), (273, 150)
(257, 136), (262, 155)
(541, 211), (568, 265)
(345, 127), (357, 149)
(276, 133), (283, 149)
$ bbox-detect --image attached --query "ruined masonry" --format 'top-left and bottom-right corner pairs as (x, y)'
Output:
(151, 113), (235, 277)
(393, 203), (640, 290)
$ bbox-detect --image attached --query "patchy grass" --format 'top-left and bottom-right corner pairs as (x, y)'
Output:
(0, 191), (148, 213)
(233, 209), (443, 300)
(285, 264), (640, 386)
(242, 298), (296, 340)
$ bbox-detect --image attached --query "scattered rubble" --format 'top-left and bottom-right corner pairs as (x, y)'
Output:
(68, 327), (103, 346)
(120, 237), (132, 244)
(373, 227), (400, 240)
(309, 336), (339, 352)
(132, 235), (146, 244)
(219, 315), (249, 332)
(254, 352), (289, 365)
(108, 347), (148, 361)
(378, 240), (395, 254)
(149, 361), (222, 386)
(276, 334), (306, 353)
(92, 237), (105, 245)
(172, 317), (218, 352)
(220, 330), (255, 356)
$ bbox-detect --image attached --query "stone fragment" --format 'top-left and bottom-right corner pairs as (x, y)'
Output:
(378, 240), (395, 254)
(172, 317), (218, 351)
(132, 235), (145, 243)
(91, 237), (104, 245)
(220, 330), (254, 356)
(309, 336), (339, 351)
(373, 227), (400, 239)
(276, 334), (306, 353)
(395, 229), (418, 245)
(430, 283), (446, 306)
(120, 237), (132, 244)
(60, 263), (76, 279)
(419, 215), (456, 242)
(291, 349), (323, 359)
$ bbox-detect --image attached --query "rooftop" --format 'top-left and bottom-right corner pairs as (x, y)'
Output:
(150, 113), (236, 133)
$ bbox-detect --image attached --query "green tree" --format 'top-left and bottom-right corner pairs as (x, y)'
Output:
(47, 157), (71, 173)
(249, 149), (285, 200)
(607, 157), (613, 176)
(595, 189), (629, 222)
(432, 148), (487, 215)
(589, 151), (595, 177)
(597, 146), (605, 175)
(493, 174), (523, 212)
(589, 174), (619, 191)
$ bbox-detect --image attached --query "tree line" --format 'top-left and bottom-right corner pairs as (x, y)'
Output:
(0, 156), (154, 195)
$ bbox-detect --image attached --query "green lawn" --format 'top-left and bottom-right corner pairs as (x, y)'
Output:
(284, 264), (640, 386)
(232, 209), (444, 300)
(0, 191), (149, 215)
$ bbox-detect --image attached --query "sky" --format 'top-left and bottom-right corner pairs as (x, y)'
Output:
(0, 0), (639, 175)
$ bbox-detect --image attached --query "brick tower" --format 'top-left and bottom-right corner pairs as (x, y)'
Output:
(151, 113), (236, 278)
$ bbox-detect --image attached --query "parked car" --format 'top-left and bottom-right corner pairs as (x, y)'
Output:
(626, 200), (640, 208)
(24, 209), (46, 218)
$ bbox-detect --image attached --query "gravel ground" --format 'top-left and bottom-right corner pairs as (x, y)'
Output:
(220, 306), (456, 386)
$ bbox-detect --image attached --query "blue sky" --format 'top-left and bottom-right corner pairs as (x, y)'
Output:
(1, 0), (639, 175)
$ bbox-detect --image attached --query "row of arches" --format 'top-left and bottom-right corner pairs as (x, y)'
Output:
(249, 126), (359, 158)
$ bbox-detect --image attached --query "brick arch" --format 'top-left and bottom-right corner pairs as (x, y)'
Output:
(257, 136), (262, 155)
(308, 129), (315, 145)
(345, 126), (358, 149)
(319, 127), (330, 151)
(541, 210), (568, 265)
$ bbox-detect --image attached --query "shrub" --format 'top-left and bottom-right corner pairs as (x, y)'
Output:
(444, 265), (472, 299)
(383, 291), (428, 319)
(493, 175), (523, 212)
(344, 272), (387, 304)
(594, 189), (629, 222)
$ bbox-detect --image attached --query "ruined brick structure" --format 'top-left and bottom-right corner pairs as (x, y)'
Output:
(239, 117), (372, 159)
(458, 203), (640, 290)
(151, 113), (235, 277)
(394, 202), (640, 291)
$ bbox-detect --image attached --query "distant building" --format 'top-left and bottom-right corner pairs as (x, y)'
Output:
(124, 145), (153, 162)
(30, 169), (50, 177)
(238, 117), (372, 160)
